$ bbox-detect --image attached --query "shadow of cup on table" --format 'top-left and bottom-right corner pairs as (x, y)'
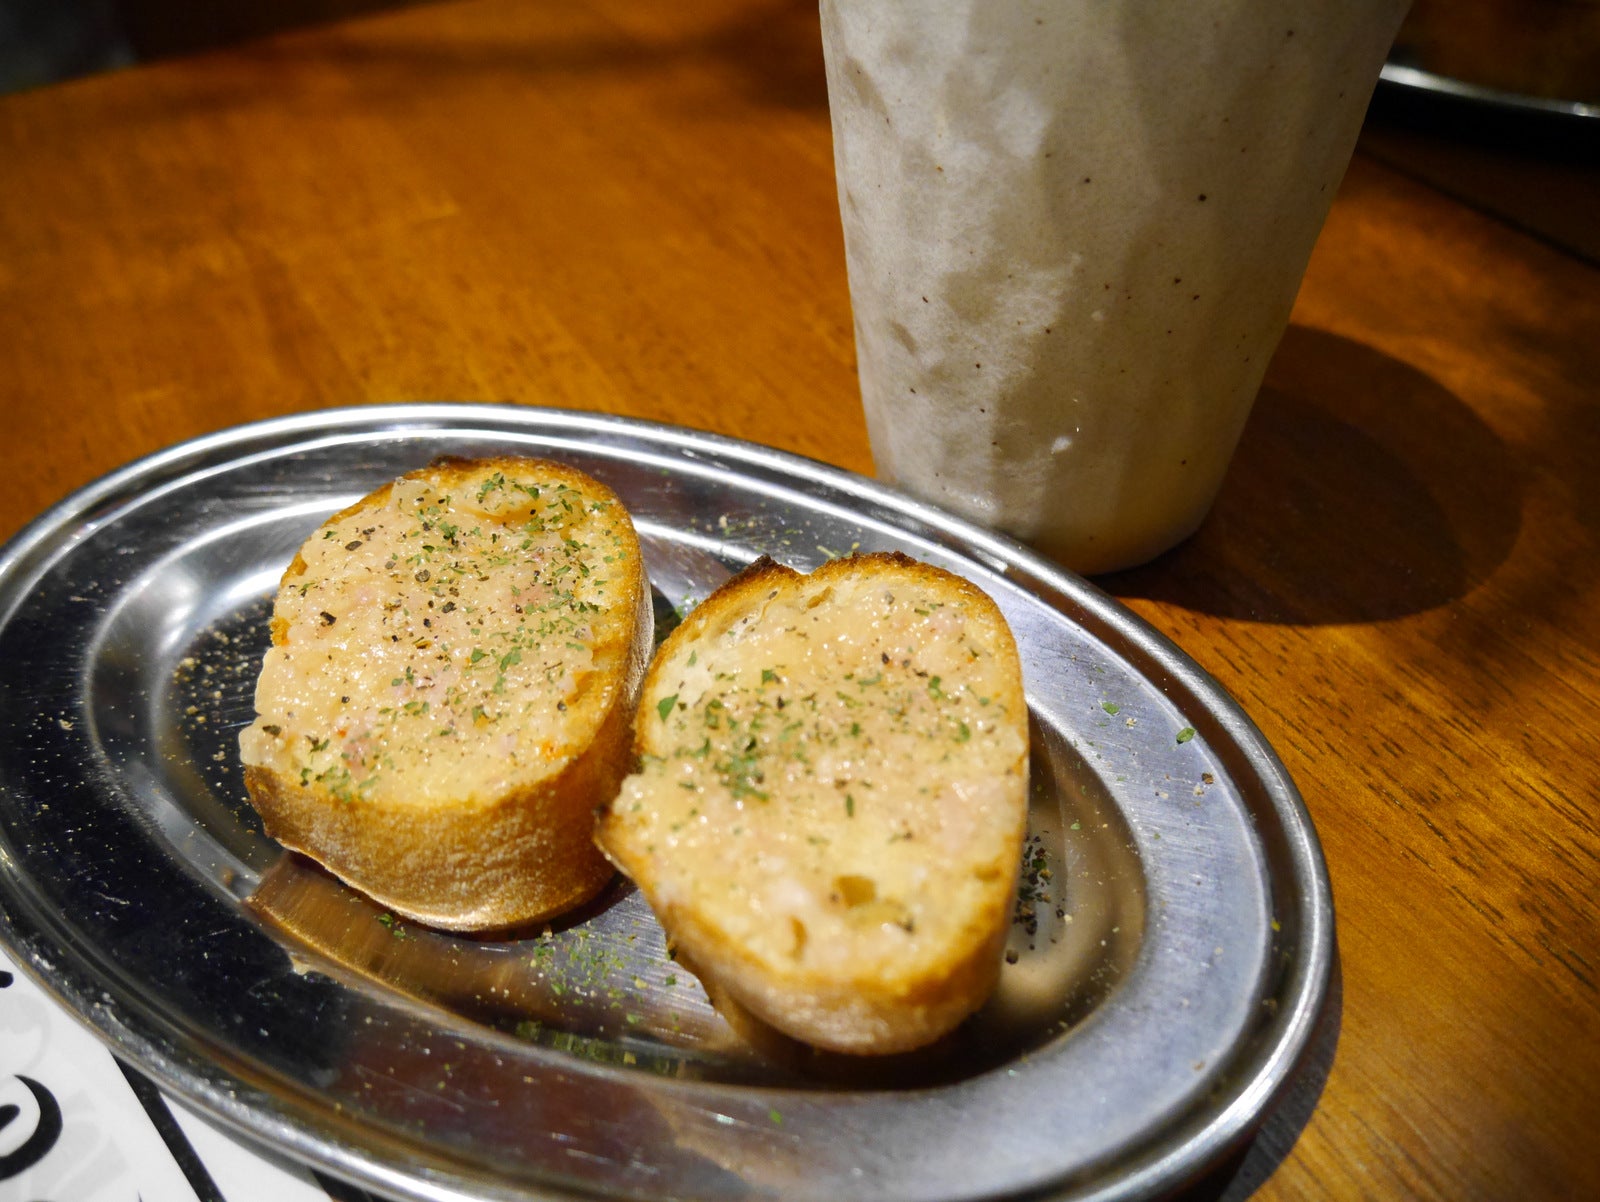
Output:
(1102, 325), (1522, 624)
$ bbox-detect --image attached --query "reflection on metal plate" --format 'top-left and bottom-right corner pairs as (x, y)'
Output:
(0, 404), (1332, 1201)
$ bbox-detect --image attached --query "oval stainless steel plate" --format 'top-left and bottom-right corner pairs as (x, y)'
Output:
(0, 404), (1331, 1202)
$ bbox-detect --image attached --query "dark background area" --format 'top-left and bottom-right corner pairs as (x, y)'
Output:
(0, 0), (432, 93)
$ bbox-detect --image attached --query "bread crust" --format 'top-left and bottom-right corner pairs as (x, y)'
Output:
(598, 552), (1029, 1053)
(241, 455), (652, 931)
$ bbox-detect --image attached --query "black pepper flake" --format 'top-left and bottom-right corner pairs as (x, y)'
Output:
(320, 611), (337, 625)
(262, 724), (281, 737)
(345, 540), (363, 551)
(1014, 833), (1051, 936)
(441, 601), (456, 612)
(415, 569), (431, 583)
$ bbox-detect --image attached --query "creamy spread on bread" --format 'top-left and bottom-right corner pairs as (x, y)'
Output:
(239, 456), (650, 931)
(242, 468), (634, 808)
(599, 553), (1029, 1052)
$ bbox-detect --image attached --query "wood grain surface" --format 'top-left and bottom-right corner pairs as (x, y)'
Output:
(2, 1), (1596, 1199)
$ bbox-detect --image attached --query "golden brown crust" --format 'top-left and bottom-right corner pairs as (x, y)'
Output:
(597, 551), (1029, 1054)
(241, 455), (652, 932)
(242, 671), (631, 931)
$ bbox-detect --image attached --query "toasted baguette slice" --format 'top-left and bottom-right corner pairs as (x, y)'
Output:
(596, 552), (1029, 1054)
(239, 455), (652, 931)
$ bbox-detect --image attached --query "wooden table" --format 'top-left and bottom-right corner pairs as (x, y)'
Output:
(2, 1), (1596, 1199)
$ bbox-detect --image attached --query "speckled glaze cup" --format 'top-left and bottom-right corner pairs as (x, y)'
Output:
(821, 0), (1409, 574)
